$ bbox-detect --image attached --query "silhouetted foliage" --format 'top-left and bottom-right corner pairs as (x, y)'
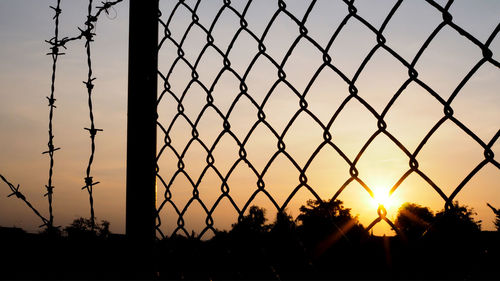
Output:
(406, 201), (484, 279)
(270, 210), (296, 234)
(268, 211), (310, 278)
(229, 205), (269, 236)
(297, 199), (365, 249)
(38, 225), (62, 237)
(3, 201), (500, 280)
(487, 203), (500, 231)
(64, 217), (111, 239)
(395, 202), (434, 240)
(294, 199), (369, 279)
(428, 201), (481, 237)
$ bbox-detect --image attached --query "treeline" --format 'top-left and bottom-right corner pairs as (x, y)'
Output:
(157, 200), (500, 280)
(1, 200), (499, 280)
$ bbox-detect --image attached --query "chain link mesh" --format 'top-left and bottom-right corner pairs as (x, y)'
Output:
(156, 0), (500, 239)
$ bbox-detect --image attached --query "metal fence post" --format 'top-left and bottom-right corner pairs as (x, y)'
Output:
(126, 0), (158, 246)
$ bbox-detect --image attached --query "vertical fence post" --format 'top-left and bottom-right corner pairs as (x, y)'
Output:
(127, 0), (158, 251)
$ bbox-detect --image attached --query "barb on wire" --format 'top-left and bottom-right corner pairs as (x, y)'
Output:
(43, 0), (64, 229)
(3, 0), (124, 231)
(77, 0), (123, 230)
(45, 0), (123, 231)
(0, 174), (50, 227)
(156, 0), (499, 239)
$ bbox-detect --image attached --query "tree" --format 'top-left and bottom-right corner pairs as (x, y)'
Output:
(415, 202), (482, 278)
(270, 210), (296, 234)
(231, 205), (268, 234)
(426, 201), (481, 239)
(395, 202), (434, 240)
(38, 225), (62, 237)
(64, 217), (111, 238)
(486, 203), (500, 231)
(268, 210), (307, 277)
(297, 199), (364, 250)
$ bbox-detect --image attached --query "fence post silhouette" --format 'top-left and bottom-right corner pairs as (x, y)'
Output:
(126, 0), (158, 259)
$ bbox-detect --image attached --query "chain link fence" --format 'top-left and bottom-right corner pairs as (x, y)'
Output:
(0, 0), (498, 242)
(156, 0), (500, 239)
(0, 0), (498, 278)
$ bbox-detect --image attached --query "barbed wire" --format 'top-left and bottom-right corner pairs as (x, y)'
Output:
(1, 0), (124, 231)
(45, 0), (123, 230)
(0, 174), (50, 227)
(81, 0), (102, 231)
(43, 0), (63, 229)
(0, 0), (66, 230)
(156, 0), (499, 239)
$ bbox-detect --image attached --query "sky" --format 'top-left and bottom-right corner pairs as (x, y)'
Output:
(0, 0), (499, 237)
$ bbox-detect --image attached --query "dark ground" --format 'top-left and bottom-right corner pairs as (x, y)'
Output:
(1, 226), (499, 280)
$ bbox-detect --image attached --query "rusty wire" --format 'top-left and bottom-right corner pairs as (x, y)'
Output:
(156, 0), (500, 239)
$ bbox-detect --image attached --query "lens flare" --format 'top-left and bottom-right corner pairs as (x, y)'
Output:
(371, 186), (392, 208)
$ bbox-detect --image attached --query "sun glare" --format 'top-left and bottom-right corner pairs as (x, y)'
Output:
(371, 186), (394, 209)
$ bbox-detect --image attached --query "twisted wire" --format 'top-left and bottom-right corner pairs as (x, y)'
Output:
(43, 0), (63, 229)
(76, 0), (123, 230)
(0, 174), (50, 227)
(156, 0), (500, 239)
(3, 0), (124, 231)
(81, 0), (100, 231)
(46, 0), (123, 229)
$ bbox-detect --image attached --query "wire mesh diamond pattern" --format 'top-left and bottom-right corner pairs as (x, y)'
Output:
(155, 0), (500, 239)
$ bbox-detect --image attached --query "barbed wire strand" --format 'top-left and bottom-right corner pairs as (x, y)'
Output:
(3, 0), (124, 231)
(46, 0), (123, 230)
(81, 0), (100, 231)
(42, 0), (64, 229)
(0, 174), (50, 227)
(79, 0), (123, 230)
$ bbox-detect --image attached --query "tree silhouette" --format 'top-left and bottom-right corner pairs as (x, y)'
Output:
(429, 201), (481, 237)
(487, 203), (500, 231)
(395, 202), (434, 240)
(297, 199), (362, 238)
(270, 210), (296, 234)
(297, 199), (365, 258)
(38, 225), (62, 237)
(267, 210), (310, 278)
(223, 206), (275, 278)
(231, 205), (269, 235)
(64, 217), (111, 238)
(416, 202), (483, 278)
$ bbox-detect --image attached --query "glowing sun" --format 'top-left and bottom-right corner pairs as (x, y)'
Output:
(370, 185), (398, 210)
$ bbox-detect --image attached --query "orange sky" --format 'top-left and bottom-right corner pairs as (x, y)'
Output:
(0, 0), (499, 237)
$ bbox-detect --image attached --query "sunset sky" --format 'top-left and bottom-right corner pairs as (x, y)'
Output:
(0, 0), (499, 236)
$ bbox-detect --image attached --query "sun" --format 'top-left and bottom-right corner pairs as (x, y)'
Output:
(370, 185), (396, 209)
